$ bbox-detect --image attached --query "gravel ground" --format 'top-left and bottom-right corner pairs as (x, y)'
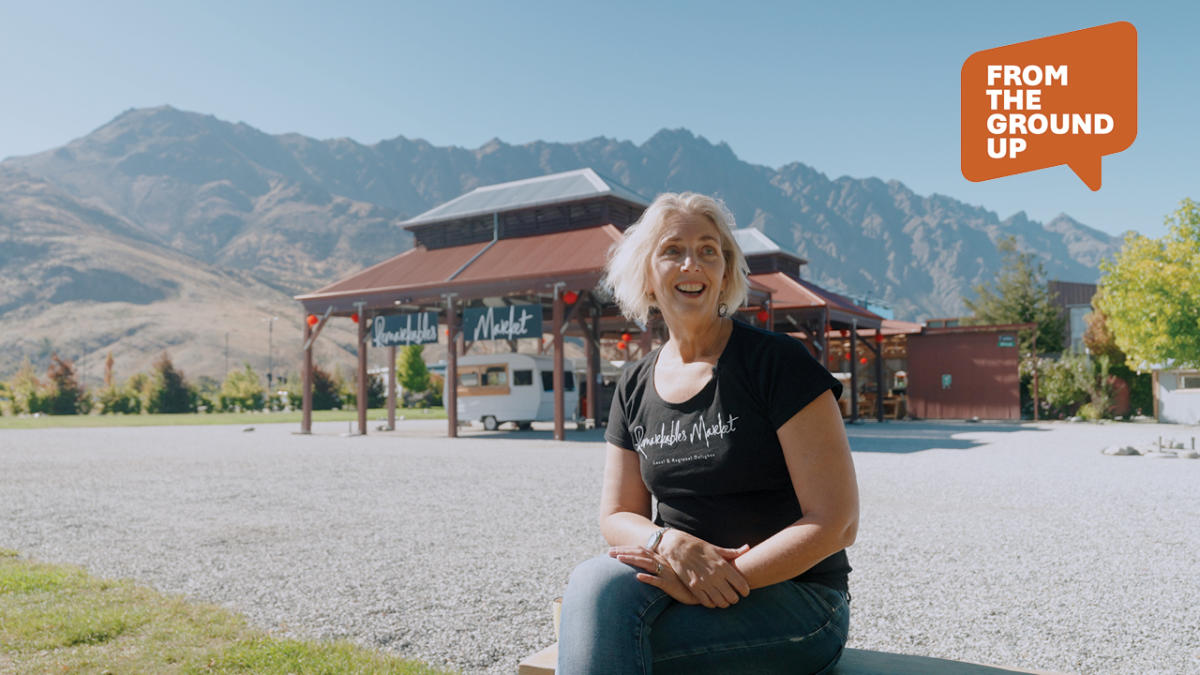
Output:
(1, 419), (1198, 674)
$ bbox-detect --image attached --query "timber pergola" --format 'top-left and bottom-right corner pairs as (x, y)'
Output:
(731, 229), (888, 422)
(294, 169), (688, 440)
(294, 170), (856, 439)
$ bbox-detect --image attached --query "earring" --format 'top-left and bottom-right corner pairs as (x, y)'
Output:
(718, 303), (728, 317)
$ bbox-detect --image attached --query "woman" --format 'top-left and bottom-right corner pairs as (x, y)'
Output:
(557, 192), (859, 674)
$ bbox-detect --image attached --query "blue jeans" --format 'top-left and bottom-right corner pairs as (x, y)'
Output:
(557, 556), (848, 675)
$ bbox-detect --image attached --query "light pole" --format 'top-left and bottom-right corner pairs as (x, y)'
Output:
(264, 316), (278, 390)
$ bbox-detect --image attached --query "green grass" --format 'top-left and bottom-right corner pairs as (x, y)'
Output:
(0, 549), (454, 674)
(0, 407), (446, 430)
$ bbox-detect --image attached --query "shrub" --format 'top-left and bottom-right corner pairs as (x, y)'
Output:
(7, 360), (49, 415)
(97, 382), (142, 415)
(1077, 401), (1106, 421)
(219, 365), (265, 412)
(45, 353), (88, 415)
(366, 373), (386, 408)
(311, 364), (341, 411)
(1038, 351), (1094, 416)
(397, 345), (431, 394)
(145, 352), (196, 414)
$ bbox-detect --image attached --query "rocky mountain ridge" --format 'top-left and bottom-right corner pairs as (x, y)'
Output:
(0, 106), (1119, 383)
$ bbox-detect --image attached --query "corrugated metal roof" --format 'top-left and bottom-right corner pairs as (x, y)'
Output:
(750, 271), (883, 323)
(297, 225), (625, 302)
(300, 242), (491, 298)
(454, 225), (624, 283)
(401, 168), (651, 228)
(732, 228), (782, 255)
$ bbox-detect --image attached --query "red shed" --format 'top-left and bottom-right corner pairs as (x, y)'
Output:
(907, 323), (1031, 420)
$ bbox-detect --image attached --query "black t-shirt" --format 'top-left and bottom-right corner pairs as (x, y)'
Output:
(605, 319), (851, 591)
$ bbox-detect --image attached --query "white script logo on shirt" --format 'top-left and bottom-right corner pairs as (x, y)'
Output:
(631, 413), (739, 458)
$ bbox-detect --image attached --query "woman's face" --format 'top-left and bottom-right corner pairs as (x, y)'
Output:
(647, 212), (728, 322)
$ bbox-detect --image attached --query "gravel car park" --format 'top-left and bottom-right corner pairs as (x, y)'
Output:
(1, 420), (1197, 674)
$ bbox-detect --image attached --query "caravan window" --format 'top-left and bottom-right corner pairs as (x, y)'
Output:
(541, 371), (576, 392)
(457, 364), (511, 396)
(483, 366), (507, 387)
(513, 369), (533, 386)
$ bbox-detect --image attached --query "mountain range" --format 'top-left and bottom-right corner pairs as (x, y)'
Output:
(0, 105), (1119, 385)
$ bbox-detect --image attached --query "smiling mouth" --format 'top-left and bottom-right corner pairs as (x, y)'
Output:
(675, 282), (706, 296)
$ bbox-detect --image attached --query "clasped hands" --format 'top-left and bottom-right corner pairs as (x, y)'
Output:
(609, 529), (751, 608)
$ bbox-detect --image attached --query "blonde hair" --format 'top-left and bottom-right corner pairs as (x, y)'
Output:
(603, 192), (749, 325)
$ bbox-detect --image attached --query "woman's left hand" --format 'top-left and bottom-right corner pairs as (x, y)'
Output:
(608, 546), (701, 606)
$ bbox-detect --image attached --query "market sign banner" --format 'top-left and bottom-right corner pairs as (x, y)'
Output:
(464, 305), (542, 341)
(372, 312), (439, 346)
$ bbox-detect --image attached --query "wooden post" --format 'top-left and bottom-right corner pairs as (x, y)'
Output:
(822, 308), (830, 370)
(447, 296), (458, 438)
(356, 308), (367, 436)
(849, 319), (859, 424)
(553, 287), (565, 441)
(586, 306), (599, 426)
(1152, 370), (1159, 421)
(766, 296), (774, 332)
(301, 319), (313, 434)
(387, 344), (396, 430)
(874, 335), (885, 422)
(1031, 328), (1040, 421)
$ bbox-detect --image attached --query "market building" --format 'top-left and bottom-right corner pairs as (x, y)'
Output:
(295, 169), (906, 436)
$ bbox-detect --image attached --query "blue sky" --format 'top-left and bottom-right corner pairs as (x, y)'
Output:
(2, 1), (1194, 238)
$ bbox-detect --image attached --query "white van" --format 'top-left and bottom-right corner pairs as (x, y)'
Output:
(448, 353), (579, 430)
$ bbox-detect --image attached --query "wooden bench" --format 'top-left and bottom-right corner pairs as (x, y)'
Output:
(518, 642), (1068, 674)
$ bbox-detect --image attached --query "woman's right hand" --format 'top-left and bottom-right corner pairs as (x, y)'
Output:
(658, 530), (751, 608)
(609, 546), (700, 606)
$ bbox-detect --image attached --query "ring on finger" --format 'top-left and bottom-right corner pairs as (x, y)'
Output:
(655, 562), (663, 575)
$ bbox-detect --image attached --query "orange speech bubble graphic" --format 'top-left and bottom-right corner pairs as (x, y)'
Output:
(961, 22), (1137, 191)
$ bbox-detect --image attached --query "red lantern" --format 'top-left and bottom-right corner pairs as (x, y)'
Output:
(860, 357), (868, 364)
(839, 330), (848, 338)
(306, 314), (318, 327)
(621, 332), (632, 343)
(756, 309), (769, 322)
(616, 340), (628, 351)
(351, 312), (359, 323)
(874, 333), (884, 344)
(563, 290), (579, 305)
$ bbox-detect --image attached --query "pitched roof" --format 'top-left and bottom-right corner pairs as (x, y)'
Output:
(401, 168), (651, 229)
(749, 271), (883, 326)
(732, 228), (782, 255)
(298, 225), (625, 306)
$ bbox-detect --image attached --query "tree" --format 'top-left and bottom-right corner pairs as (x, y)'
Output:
(397, 344), (431, 395)
(7, 360), (48, 415)
(104, 351), (115, 388)
(97, 379), (141, 414)
(1037, 351), (1093, 416)
(964, 236), (1065, 353)
(1084, 309), (1152, 416)
(311, 364), (342, 411)
(146, 352), (196, 413)
(45, 353), (88, 415)
(219, 364), (266, 412)
(366, 373), (386, 408)
(1096, 198), (1200, 369)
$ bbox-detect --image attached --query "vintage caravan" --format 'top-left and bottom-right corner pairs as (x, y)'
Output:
(448, 353), (579, 430)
